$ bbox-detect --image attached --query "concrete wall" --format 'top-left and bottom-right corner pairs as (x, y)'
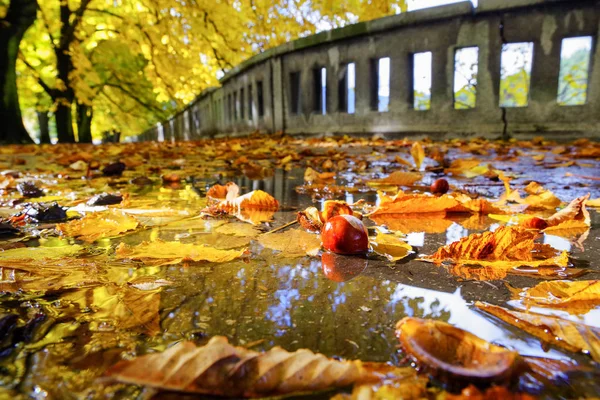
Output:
(137, 0), (600, 142)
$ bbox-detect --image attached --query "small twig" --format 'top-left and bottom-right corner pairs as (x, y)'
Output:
(264, 220), (298, 235)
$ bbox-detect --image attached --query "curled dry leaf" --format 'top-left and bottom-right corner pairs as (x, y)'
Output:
(476, 302), (600, 362)
(258, 228), (321, 257)
(421, 226), (568, 269)
(304, 167), (335, 183)
(509, 280), (600, 314)
(411, 142), (425, 170)
(115, 240), (245, 266)
(366, 171), (422, 187)
(205, 182), (279, 224)
(56, 210), (139, 243)
(395, 317), (524, 387)
(546, 194), (590, 227)
(104, 336), (393, 397)
(369, 232), (412, 262)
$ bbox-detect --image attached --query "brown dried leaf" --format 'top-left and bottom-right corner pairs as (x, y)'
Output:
(422, 226), (567, 268)
(545, 194), (590, 227)
(370, 212), (453, 234)
(396, 317), (524, 386)
(476, 302), (600, 362)
(104, 336), (389, 397)
(56, 211), (139, 243)
(115, 240), (245, 266)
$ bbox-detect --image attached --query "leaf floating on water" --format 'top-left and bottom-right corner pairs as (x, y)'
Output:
(115, 240), (245, 266)
(56, 210), (139, 243)
(395, 317), (524, 387)
(370, 212), (453, 234)
(214, 222), (261, 237)
(370, 233), (412, 262)
(258, 229), (321, 257)
(367, 171), (422, 187)
(421, 226), (567, 269)
(128, 276), (174, 291)
(475, 302), (600, 362)
(104, 336), (396, 397)
(509, 280), (600, 314)
(546, 194), (590, 227)
(444, 385), (537, 400)
(0, 244), (83, 261)
(369, 192), (460, 216)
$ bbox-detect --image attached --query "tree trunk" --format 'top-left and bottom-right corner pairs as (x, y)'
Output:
(37, 110), (50, 144)
(0, 0), (36, 144)
(55, 102), (75, 143)
(76, 102), (93, 143)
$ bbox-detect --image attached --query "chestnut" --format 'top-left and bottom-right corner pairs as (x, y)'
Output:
(321, 214), (369, 255)
(430, 178), (449, 194)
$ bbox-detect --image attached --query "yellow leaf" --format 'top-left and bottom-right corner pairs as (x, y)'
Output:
(510, 280), (600, 314)
(214, 222), (261, 237)
(56, 211), (139, 243)
(370, 213), (453, 234)
(546, 194), (590, 227)
(115, 240), (245, 266)
(258, 229), (321, 257)
(543, 220), (590, 238)
(367, 171), (422, 187)
(104, 336), (393, 397)
(410, 142), (424, 170)
(476, 302), (600, 362)
(370, 233), (412, 262)
(369, 192), (460, 216)
(0, 244), (83, 261)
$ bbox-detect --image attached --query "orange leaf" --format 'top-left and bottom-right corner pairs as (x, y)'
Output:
(369, 192), (460, 216)
(367, 171), (422, 187)
(476, 302), (600, 362)
(411, 142), (425, 170)
(509, 280), (600, 314)
(104, 336), (395, 397)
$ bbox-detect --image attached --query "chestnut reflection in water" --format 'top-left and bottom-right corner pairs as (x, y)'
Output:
(321, 252), (369, 282)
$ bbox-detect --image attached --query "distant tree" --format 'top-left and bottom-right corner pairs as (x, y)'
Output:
(0, 0), (35, 144)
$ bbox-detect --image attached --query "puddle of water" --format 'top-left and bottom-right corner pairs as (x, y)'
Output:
(0, 140), (598, 399)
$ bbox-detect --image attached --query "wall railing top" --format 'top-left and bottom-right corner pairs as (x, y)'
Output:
(218, 0), (580, 85)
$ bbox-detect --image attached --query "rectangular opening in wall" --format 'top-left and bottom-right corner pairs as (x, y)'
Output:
(321, 67), (327, 115)
(347, 63), (356, 114)
(228, 94), (233, 122)
(233, 91), (238, 120)
(257, 80), (264, 117)
(240, 88), (245, 120)
(248, 84), (253, 120)
(378, 57), (390, 112)
(289, 71), (301, 115)
(557, 36), (593, 106)
(499, 42), (534, 107)
(454, 47), (478, 109)
(312, 67), (326, 114)
(413, 52), (432, 110)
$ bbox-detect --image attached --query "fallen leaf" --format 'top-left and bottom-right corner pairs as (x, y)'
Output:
(422, 226), (566, 268)
(476, 302), (600, 362)
(115, 240), (245, 266)
(509, 280), (600, 314)
(411, 142), (425, 170)
(369, 192), (460, 216)
(445, 385), (536, 400)
(370, 233), (412, 262)
(214, 222), (261, 237)
(258, 229), (321, 257)
(370, 212), (453, 234)
(0, 244), (83, 261)
(396, 317), (524, 386)
(56, 211), (139, 243)
(217, 189), (279, 211)
(545, 194), (590, 227)
(366, 171), (422, 187)
(104, 336), (393, 397)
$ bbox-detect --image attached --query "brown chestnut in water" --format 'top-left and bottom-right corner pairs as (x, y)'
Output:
(321, 214), (369, 255)
(430, 178), (449, 194)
